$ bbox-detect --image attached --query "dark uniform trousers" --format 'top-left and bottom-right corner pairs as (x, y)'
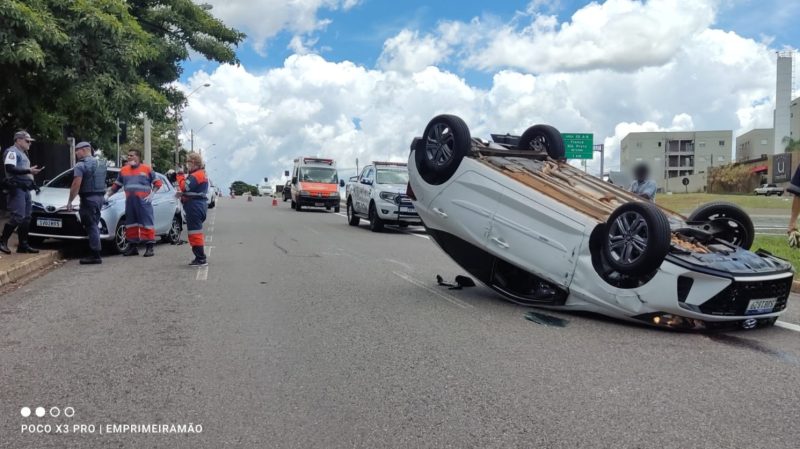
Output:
(79, 194), (104, 252)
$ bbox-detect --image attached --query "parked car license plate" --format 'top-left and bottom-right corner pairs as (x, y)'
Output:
(314, 202), (324, 207)
(400, 206), (415, 213)
(745, 298), (777, 315)
(37, 218), (62, 228)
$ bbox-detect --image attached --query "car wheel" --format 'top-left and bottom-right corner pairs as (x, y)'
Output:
(603, 202), (671, 276)
(334, 205), (340, 213)
(517, 124), (566, 160)
(369, 203), (384, 232)
(291, 200), (296, 209)
(295, 201), (302, 211)
(109, 219), (128, 254)
(778, 192), (784, 196)
(415, 114), (471, 185)
(162, 214), (182, 244)
(347, 200), (360, 226)
(687, 202), (754, 250)
(208, 199), (216, 209)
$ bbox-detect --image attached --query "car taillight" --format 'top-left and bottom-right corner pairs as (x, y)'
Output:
(406, 182), (416, 200)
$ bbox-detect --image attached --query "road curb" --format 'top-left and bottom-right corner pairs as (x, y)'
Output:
(0, 251), (61, 288)
(792, 280), (800, 294)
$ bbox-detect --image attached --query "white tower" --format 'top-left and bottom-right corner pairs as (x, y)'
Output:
(774, 52), (793, 153)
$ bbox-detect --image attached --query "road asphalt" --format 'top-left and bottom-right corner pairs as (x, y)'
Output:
(1, 197), (798, 448)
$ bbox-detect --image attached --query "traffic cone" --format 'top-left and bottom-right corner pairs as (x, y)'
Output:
(272, 197), (278, 206)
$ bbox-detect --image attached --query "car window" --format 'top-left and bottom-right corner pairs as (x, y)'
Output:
(45, 170), (74, 188)
(365, 167), (374, 182)
(359, 166), (370, 180)
(156, 174), (172, 192)
(376, 169), (408, 185)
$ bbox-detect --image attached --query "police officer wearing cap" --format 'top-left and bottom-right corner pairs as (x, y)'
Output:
(1, 131), (43, 254)
(66, 142), (106, 264)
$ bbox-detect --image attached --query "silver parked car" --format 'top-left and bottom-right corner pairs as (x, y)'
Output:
(29, 167), (183, 253)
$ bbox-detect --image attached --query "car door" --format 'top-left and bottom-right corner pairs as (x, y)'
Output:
(489, 186), (585, 288)
(152, 174), (177, 234)
(355, 166), (373, 214)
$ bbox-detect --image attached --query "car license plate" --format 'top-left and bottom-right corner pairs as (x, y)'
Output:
(315, 202), (324, 207)
(37, 218), (62, 228)
(401, 206), (415, 213)
(745, 298), (777, 315)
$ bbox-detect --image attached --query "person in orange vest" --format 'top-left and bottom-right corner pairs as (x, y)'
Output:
(176, 167), (187, 192)
(106, 149), (163, 256)
(177, 153), (209, 266)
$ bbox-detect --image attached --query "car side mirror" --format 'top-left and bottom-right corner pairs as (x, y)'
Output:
(292, 176), (297, 184)
(339, 179), (345, 187)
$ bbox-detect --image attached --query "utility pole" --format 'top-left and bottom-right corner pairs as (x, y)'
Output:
(116, 118), (121, 167)
(144, 116), (152, 166)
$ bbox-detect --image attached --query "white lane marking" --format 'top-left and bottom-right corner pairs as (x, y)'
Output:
(206, 247), (212, 257)
(393, 271), (473, 309)
(196, 266), (208, 281)
(384, 258), (413, 271)
(335, 213), (347, 218)
(205, 235), (213, 243)
(208, 226), (214, 233)
(401, 230), (430, 240)
(776, 321), (800, 332)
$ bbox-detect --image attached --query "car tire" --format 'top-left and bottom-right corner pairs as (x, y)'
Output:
(369, 203), (384, 232)
(291, 200), (296, 209)
(778, 192), (784, 196)
(415, 114), (471, 185)
(161, 214), (182, 244)
(603, 202), (671, 277)
(208, 199), (216, 209)
(517, 124), (566, 160)
(687, 202), (754, 250)
(334, 205), (340, 213)
(105, 219), (129, 254)
(347, 200), (360, 226)
(295, 201), (302, 211)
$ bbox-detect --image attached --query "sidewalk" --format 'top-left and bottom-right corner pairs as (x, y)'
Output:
(0, 212), (62, 288)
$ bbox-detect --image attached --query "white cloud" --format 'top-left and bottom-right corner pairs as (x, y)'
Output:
(203, 0), (360, 54)
(183, 0), (787, 189)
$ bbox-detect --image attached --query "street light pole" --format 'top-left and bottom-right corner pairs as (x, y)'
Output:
(191, 121), (213, 155)
(175, 83), (211, 168)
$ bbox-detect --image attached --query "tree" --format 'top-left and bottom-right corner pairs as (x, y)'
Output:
(783, 137), (800, 153)
(0, 0), (244, 146)
(230, 180), (259, 196)
(117, 117), (182, 173)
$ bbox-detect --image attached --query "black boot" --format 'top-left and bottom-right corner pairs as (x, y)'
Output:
(0, 223), (14, 254)
(122, 244), (139, 256)
(143, 243), (154, 257)
(16, 223), (39, 254)
(80, 250), (102, 265)
(189, 246), (208, 266)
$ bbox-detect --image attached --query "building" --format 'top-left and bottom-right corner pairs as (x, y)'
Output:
(735, 128), (774, 161)
(792, 95), (800, 142)
(620, 130), (733, 193)
(774, 53), (793, 153)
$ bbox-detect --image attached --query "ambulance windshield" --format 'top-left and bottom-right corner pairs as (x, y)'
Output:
(300, 167), (338, 184)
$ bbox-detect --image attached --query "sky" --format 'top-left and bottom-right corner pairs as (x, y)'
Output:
(176, 0), (800, 189)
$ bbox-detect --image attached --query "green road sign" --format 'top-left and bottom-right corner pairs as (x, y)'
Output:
(563, 133), (594, 159)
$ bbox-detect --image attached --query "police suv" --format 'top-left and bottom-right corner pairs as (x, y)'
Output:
(345, 162), (421, 232)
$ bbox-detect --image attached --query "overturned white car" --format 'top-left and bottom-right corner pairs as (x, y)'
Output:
(407, 114), (792, 330)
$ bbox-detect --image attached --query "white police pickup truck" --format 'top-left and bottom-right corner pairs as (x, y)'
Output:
(345, 162), (422, 232)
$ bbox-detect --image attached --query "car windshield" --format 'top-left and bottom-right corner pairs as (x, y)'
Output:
(300, 167), (338, 184)
(376, 168), (408, 185)
(46, 168), (118, 188)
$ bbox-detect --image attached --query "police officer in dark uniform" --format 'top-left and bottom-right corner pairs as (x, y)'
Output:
(1, 131), (43, 254)
(66, 142), (106, 264)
